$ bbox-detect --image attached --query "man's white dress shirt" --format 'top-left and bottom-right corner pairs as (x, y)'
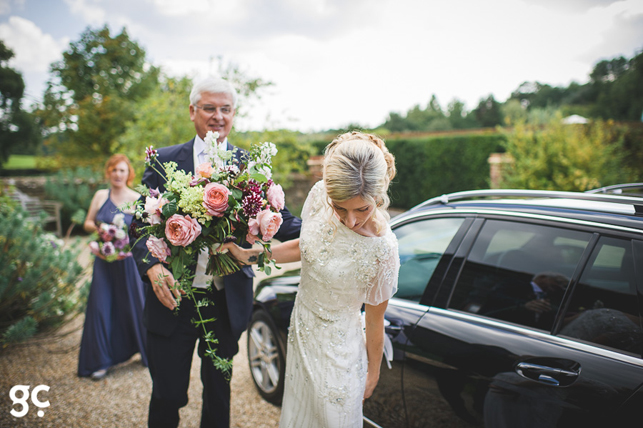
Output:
(192, 134), (228, 290)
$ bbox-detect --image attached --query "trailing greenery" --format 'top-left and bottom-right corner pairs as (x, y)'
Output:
(384, 132), (506, 209)
(0, 197), (88, 344)
(500, 117), (639, 191)
(44, 166), (105, 232)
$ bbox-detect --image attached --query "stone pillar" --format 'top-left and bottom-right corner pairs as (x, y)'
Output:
(306, 155), (324, 182)
(488, 153), (512, 189)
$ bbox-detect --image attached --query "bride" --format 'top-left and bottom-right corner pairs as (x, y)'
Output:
(222, 131), (400, 427)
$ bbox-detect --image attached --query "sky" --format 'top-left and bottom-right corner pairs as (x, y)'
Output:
(0, 0), (642, 132)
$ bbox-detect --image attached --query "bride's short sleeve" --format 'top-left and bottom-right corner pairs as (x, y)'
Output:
(301, 180), (326, 222)
(365, 234), (400, 306)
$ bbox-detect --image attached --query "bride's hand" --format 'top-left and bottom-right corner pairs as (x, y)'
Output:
(218, 242), (258, 265)
(363, 370), (380, 401)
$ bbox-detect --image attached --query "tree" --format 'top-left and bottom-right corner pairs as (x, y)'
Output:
(501, 116), (634, 191)
(37, 26), (159, 167)
(382, 112), (407, 133)
(381, 95), (453, 132)
(473, 95), (502, 128)
(448, 99), (479, 129)
(0, 40), (41, 167)
(117, 76), (195, 174)
(592, 50), (643, 121)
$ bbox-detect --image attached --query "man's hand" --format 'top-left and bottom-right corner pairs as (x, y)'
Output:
(524, 299), (552, 314)
(147, 264), (181, 310)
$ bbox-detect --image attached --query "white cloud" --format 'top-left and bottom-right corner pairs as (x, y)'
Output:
(0, 16), (66, 72)
(0, 16), (68, 103)
(147, 0), (243, 18)
(2, 0), (641, 128)
(64, 0), (105, 25)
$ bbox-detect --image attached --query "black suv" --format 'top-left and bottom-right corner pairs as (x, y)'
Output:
(247, 184), (643, 428)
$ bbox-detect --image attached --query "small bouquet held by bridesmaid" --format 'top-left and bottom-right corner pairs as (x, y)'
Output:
(131, 131), (285, 376)
(89, 213), (133, 262)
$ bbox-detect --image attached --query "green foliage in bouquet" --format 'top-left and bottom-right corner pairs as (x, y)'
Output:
(0, 203), (88, 345)
(44, 166), (105, 232)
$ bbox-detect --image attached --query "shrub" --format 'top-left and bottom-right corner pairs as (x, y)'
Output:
(500, 117), (635, 191)
(0, 203), (88, 344)
(44, 166), (105, 232)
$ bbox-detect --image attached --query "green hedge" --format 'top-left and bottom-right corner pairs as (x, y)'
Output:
(386, 132), (506, 209)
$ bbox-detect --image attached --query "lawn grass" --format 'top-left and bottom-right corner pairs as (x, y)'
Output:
(4, 155), (37, 169)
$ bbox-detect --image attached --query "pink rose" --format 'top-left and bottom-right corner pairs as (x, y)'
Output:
(202, 183), (231, 217)
(89, 241), (100, 256)
(196, 162), (215, 178)
(145, 196), (168, 225)
(266, 184), (285, 211)
(165, 214), (202, 247)
(248, 217), (260, 236)
(146, 235), (171, 262)
(255, 209), (283, 241)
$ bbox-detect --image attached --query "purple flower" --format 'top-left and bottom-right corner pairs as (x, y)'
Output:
(114, 236), (130, 249)
(190, 176), (209, 187)
(129, 222), (142, 239)
(145, 146), (159, 165)
(246, 179), (262, 194)
(102, 241), (115, 257)
(149, 187), (161, 198)
(242, 193), (264, 218)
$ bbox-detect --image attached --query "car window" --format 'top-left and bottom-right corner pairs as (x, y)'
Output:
(449, 219), (592, 332)
(393, 217), (465, 302)
(559, 236), (642, 356)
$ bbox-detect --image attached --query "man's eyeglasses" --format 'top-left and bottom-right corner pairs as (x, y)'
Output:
(195, 105), (233, 115)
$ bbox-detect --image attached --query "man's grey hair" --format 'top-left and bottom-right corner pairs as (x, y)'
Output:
(189, 76), (238, 107)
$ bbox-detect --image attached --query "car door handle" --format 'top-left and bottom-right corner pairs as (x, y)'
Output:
(515, 362), (580, 387)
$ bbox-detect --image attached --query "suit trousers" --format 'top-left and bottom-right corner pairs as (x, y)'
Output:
(147, 287), (237, 428)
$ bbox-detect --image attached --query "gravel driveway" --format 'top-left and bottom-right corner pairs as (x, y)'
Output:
(0, 239), (297, 428)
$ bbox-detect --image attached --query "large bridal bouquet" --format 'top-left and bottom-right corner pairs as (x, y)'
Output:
(89, 213), (133, 262)
(131, 131), (285, 376)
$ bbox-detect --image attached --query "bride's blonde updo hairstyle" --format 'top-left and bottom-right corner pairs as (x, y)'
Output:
(323, 131), (396, 225)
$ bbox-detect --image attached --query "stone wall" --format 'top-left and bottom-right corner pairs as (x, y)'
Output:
(1, 176), (49, 198)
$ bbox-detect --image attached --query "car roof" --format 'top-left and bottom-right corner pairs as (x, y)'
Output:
(400, 188), (643, 232)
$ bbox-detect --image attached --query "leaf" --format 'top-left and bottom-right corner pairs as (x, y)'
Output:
(162, 201), (178, 217)
(250, 172), (268, 182)
(231, 188), (243, 200)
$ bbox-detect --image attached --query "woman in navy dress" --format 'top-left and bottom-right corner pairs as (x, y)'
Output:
(78, 154), (148, 380)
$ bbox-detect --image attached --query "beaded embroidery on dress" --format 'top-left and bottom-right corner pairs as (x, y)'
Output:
(279, 181), (400, 428)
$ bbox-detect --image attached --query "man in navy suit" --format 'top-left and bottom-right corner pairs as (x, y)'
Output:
(132, 76), (301, 428)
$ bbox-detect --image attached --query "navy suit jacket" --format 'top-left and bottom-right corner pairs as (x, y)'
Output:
(131, 138), (301, 341)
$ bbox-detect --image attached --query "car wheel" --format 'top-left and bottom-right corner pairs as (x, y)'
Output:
(247, 309), (285, 405)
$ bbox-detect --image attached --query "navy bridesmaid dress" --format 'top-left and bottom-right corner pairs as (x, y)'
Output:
(78, 192), (148, 377)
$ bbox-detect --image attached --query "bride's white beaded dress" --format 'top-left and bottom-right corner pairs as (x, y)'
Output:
(279, 181), (399, 428)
